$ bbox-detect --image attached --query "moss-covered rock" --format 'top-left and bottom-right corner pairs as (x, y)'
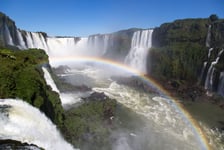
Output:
(61, 92), (117, 149)
(0, 48), (64, 126)
(61, 91), (147, 150)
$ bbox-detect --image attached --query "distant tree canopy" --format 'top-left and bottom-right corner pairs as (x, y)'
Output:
(209, 14), (219, 22)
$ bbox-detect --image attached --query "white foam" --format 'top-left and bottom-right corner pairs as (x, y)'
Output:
(0, 99), (77, 150)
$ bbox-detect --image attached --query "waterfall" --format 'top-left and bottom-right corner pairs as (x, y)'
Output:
(42, 67), (60, 93)
(204, 49), (224, 93)
(125, 29), (153, 73)
(102, 34), (110, 55)
(208, 48), (213, 58)
(200, 25), (213, 86)
(2, 23), (117, 61)
(16, 30), (26, 49)
(87, 34), (111, 56)
(42, 67), (75, 106)
(25, 32), (35, 48)
(0, 99), (75, 150)
(3, 22), (154, 73)
(88, 35), (101, 55)
(15, 31), (112, 58)
(31, 32), (48, 50)
(199, 62), (207, 84)
(4, 24), (14, 46)
(206, 25), (211, 48)
(47, 37), (78, 57)
(201, 24), (224, 96)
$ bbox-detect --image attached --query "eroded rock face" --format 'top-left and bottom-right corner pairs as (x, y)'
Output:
(149, 16), (224, 97)
(0, 139), (43, 150)
(0, 48), (64, 126)
(0, 12), (18, 47)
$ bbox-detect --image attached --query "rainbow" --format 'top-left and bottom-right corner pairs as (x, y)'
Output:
(50, 56), (210, 150)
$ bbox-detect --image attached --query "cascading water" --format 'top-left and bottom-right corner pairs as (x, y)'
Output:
(200, 25), (213, 85)
(205, 49), (224, 94)
(47, 37), (84, 57)
(4, 24), (14, 46)
(125, 29), (153, 73)
(12, 30), (112, 59)
(0, 99), (76, 150)
(3, 22), (155, 74)
(44, 59), (224, 149)
(2, 20), (115, 59)
(42, 67), (84, 107)
(206, 25), (211, 48)
(88, 34), (111, 55)
(90, 75), (204, 149)
(102, 34), (110, 55)
(16, 30), (26, 49)
(201, 24), (224, 97)
(31, 32), (48, 50)
(25, 32), (34, 48)
(42, 67), (60, 93)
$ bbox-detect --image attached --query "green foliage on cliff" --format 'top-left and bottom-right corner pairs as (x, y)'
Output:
(149, 17), (216, 82)
(149, 42), (207, 81)
(152, 19), (209, 47)
(210, 20), (224, 48)
(148, 15), (224, 95)
(61, 94), (117, 149)
(61, 92), (147, 150)
(0, 48), (64, 126)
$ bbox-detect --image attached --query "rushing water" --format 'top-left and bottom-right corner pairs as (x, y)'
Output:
(0, 99), (76, 150)
(4, 24), (14, 46)
(125, 29), (153, 73)
(50, 61), (207, 150)
(1, 57), (223, 149)
(2, 21), (223, 149)
(50, 60), (224, 150)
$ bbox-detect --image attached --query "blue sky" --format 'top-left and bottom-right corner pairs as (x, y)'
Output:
(0, 0), (223, 37)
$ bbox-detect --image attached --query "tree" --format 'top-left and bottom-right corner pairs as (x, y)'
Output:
(209, 14), (219, 22)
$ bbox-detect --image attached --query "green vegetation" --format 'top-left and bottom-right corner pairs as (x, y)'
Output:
(151, 19), (209, 47)
(149, 18), (209, 82)
(0, 48), (64, 126)
(149, 43), (206, 82)
(61, 93), (116, 149)
(61, 92), (147, 150)
(149, 15), (224, 85)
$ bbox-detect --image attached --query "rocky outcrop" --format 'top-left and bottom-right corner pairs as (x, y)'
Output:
(0, 139), (44, 150)
(148, 15), (224, 97)
(202, 16), (224, 96)
(149, 18), (209, 81)
(61, 92), (117, 149)
(0, 12), (18, 47)
(152, 18), (209, 47)
(0, 48), (64, 126)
